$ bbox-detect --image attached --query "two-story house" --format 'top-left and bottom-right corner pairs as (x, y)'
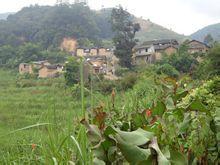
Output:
(133, 39), (179, 65)
(186, 40), (210, 54)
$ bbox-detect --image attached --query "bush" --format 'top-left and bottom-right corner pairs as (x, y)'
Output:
(115, 67), (130, 77)
(117, 72), (138, 91)
(156, 64), (179, 78)
(64, 57), (80, 86)
(97, 80), (116, 94)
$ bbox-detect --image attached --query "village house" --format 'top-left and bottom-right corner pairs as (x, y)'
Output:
(133, 39), (179, 65)
(19, 60), (50, 74)
(75, 47), (118, 77)
(186, 40), (210, 54)
(75, 47), (113, 57)
(85, 56), (107, 74)
(19, 61), (63, 78)
(38, 64), (63, 78)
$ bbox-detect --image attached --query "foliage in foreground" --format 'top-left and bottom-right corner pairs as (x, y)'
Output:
(81, 76), (220, 164)
(0, 68), (219, 164)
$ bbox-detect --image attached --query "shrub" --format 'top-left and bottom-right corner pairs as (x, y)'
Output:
(115, 67), (130, 77)
(117, 72), (138, 91)
(64, 57), (80, 86)
(97, 80), (116, 94)
(156, 64), (179, 78)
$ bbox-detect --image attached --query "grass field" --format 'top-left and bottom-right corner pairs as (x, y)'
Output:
(0, 69), (84, 163)
(0, 68), (159, 163)
(1, 69), (218, 164)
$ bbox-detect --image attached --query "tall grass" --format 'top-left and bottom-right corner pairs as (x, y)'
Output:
(0, 66), (162, 163)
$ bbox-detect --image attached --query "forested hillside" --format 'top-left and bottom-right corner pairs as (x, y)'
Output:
(0, 4), (113, 48)
(0, 4), (185, 48)
(191, 23), (220, 42)
(135, 17), (185, 42)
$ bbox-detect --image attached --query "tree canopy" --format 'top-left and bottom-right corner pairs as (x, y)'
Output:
(0, 43), (68, 69)
(111, 6), (140, 68)
(0, 5), (113, 48)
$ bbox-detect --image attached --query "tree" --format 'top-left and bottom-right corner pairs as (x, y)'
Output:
(17, 43), (44, 64)
(0, 45), (18, 68)
(111, 6), (140, 68)
(207, 44), (220, 75)
(158, 44), (198, 74)
(64, 57), (80, 86)
(204, 34), (214, 45)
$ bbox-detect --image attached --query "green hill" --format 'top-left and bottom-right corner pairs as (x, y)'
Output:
(191, 23), (220, 42)
(135, 17), (186, 42)
(0, 5), (185, 48)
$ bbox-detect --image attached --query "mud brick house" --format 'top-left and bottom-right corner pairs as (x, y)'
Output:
(186, 40), (210, 54)
(75, 47), (113, 57)
(38, 64), (63, 78)
(19, 61), (63, 78)
(19, 60), (50, 74)
(133, 39), (179, 65)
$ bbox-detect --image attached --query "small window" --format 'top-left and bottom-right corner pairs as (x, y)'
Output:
(145, 48), (148, 52)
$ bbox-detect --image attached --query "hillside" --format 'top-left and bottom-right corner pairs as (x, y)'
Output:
(0, 5), (185, 48)
(191, 23), (220, 42)
(135, 17), (186, 42)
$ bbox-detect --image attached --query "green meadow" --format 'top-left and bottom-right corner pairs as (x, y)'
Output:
(0, 69), (219, 164)
(0, 70), (82, 163)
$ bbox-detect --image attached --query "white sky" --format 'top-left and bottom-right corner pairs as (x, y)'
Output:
(0, 0), (220, 35)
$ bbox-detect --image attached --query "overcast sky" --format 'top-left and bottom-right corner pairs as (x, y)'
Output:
(0, 0), (220, 35)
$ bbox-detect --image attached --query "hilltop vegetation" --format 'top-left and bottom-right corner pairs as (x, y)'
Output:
(191, 23), (220, 42)
(0, 4), (112, 48)
(135, 17), (186, 42)
(0, 4), (186, 48)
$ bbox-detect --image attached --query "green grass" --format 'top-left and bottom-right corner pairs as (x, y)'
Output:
(0, 68), (161, 163)
(0, 70), (83, 163)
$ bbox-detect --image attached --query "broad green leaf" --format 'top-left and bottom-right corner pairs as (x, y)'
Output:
(173, 91), (188, 102)
(178, 114), (192, 134)
(187, 99), (210, 115)
(152, 101), (166, 117)
(104, 126), (117, 136)
(170, 149), (187, 165)
(93, 157), (105, 165)
(93, 145), (106, 161)
(131, 113), (146, 129)
(107, 146), (117, 162)
(162, 146), (171, 159)
(116, 134), (151, 164)
(116, 128), (154, 146)
(166, 97), (175, 110)
(173, 108), (184, 121)
(149, 137), (170, 165)
(137, 155), (155, 165)
(81, 119), (102, 145)
(101, 138), (116, 151)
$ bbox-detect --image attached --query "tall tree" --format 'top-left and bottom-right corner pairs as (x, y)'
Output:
(111, 6), (140, 68)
